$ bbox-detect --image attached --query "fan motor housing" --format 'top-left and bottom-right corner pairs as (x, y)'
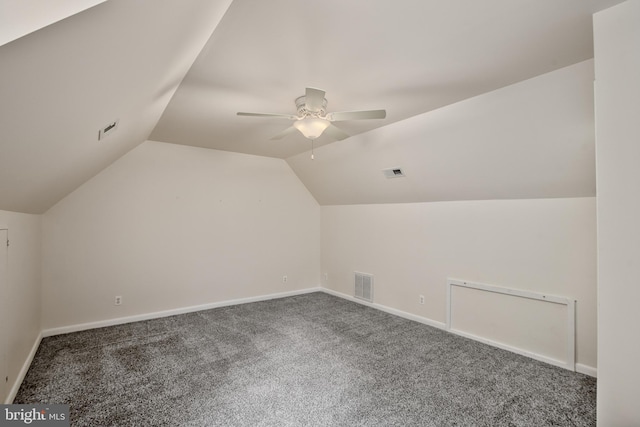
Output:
(295, 95), (327, 117)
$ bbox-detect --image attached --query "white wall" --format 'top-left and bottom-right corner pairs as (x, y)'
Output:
(0, 210), (41, 403)
(594, 1), (640, 424)
(42, 141), (321, 329)
(321, 198), (597, 370)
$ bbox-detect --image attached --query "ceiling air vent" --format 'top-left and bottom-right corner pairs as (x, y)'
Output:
(382, 167), (405, 179)
(98, 119), (119, 140)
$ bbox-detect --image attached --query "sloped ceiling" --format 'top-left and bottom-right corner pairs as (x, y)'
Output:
(288, 60), (597, 205)
(0, 0), (624, 214)
(151, 0), (621, 158)
(0, 0), (107, 47)
(0, 0), (233, 214)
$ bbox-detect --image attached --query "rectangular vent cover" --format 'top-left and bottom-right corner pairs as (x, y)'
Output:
(98, 119), (119, 140)
(355, 272), (374, 302)
(382, 167), (405, 179)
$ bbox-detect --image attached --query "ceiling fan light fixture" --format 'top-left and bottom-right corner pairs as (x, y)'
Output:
(293, 117), (330, 139)
(237, 87), (386, 142)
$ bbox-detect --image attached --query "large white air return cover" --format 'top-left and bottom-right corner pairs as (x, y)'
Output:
(355, 272), (374, 302)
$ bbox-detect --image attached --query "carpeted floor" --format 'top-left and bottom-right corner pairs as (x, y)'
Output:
(15, 292), (596, 426)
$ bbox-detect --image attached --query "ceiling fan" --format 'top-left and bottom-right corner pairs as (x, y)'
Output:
(237, 87), (386, 155)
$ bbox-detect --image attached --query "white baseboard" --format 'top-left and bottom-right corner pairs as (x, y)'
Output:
(5, 331), (42, 404)
(576, 363), (597, 378)
(43, 287), (322, 337)
(14, 285), (596, 402)
(320, 288), (446, 330)
(320, 287), (597, 376)
(448, 328), (568, 370)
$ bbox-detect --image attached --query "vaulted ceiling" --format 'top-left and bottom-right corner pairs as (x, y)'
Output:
(0, 0), (624, 213)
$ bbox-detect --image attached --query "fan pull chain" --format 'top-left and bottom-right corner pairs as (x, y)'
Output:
(311, 139), (315, 160)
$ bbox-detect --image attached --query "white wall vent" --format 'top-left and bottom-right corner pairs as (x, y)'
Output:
(98, 119), (119, 140)
(354, 272), (374, 302)
(382, 167), (405, 179)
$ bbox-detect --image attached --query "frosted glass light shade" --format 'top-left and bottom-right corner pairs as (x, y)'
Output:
(293, 118), (330, 139)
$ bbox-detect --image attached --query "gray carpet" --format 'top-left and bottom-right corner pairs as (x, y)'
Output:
(15, 292), (596, 426)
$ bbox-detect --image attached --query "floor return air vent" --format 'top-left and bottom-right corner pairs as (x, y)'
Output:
(354, 272), (374, 302)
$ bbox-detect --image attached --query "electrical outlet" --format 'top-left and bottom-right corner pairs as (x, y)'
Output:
(115, 295), (122, 306)
(282, 275), (287, 283)
(324, 273), (328, 281)
(419, 295), (425, 305)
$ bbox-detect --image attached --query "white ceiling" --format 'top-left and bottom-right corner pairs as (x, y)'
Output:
(288, 60), (597, 205)
(151, 0), (620, 158)
(0, 0), (106, 47)
(0, 0), (623, 213)
(0, 0), (233, 213)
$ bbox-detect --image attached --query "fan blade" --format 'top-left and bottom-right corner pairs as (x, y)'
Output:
(323, 124), (350, 141)
(326, 109), (386, 121)
(237, 112), (297, 119)
(305, 87), (326, 112)
(270, 126), (297, 140)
